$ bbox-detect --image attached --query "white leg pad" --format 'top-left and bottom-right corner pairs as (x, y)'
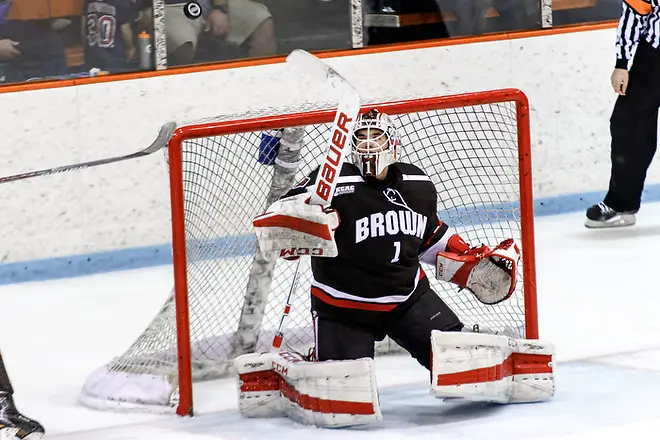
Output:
(235, 352), (284, 418)
(235, 351), (381, 427)
(430, 330), (555, 404)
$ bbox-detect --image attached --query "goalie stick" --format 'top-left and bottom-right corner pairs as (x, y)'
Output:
(285, 49), (361, 206)
(0, 122), (177, 184)
(271, 258), (302, 351)
(264, 51), (362, 352)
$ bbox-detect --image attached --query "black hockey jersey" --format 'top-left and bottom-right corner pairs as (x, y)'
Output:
(83, 0), (137, 72)
(283, 162), (450, 321)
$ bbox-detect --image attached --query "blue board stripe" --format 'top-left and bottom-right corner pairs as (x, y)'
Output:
(2, 183), (660, 286)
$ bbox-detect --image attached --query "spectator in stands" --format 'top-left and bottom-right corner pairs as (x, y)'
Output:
(0, 0), (68, 83)
(0, 0), (12, 62)
(443, 0), (489, 36)
(492, 0), (539, 31)
(154, 0), (276, 66)
(0, 38), (19, 60)
(82, 0), (142, 73)
(433, 0), (538, 37)
(0, 0), (9, 27)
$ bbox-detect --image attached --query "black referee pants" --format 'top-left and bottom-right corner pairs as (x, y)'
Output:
(605, 40), (660, 212)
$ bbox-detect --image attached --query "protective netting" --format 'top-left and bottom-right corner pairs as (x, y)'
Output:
(79, 95), (532, 413)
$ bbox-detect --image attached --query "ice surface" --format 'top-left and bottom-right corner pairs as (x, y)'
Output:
(3, 203), (660, 439)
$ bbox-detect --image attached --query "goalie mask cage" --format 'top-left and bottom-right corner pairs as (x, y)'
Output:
(79, 88), (538, 417)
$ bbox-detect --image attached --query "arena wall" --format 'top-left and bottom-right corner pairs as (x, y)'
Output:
(1, 27), (658, 283)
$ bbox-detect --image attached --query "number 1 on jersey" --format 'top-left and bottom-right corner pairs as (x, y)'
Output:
(391, 241), (401, 263)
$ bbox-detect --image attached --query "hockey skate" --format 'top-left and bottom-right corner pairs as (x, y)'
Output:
(585, 202), (636, 228)
(0, 394), (44, 440)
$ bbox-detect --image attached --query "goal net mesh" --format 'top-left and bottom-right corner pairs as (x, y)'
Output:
(79, 95), (532, 413)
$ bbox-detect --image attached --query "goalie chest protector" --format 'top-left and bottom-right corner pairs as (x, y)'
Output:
(284, 162), (449, 316)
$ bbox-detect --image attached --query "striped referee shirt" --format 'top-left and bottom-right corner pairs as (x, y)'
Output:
(616, 0), (660, 69)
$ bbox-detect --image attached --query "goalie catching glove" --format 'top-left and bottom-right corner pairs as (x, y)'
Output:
(253, 192), (340, 260)
(436, 235), (520, 305)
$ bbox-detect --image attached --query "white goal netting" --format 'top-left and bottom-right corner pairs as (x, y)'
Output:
(79, 91), (536, 414)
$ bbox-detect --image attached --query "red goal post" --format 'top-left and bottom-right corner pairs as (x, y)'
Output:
(78, 88), (538, 417)
(167, 88), (538, 416)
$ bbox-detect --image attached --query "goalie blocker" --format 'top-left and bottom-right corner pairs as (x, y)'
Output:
(253, 192), (340, 260)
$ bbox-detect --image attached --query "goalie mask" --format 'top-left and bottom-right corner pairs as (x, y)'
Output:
(351, 109), (400, 177)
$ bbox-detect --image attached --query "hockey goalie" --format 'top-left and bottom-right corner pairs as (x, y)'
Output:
(238, 109), (555, 427)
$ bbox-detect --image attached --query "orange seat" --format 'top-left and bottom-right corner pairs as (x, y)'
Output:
(553, 0), (597, 10)
(7, 0), (50, 20)
(7, 0), (84, 20)
(50, 0), (84, 17)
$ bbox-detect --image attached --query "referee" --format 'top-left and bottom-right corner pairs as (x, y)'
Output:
(585, 0), (660, 228)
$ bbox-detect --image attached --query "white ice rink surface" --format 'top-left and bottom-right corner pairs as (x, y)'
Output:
(3, 203), (660, 440)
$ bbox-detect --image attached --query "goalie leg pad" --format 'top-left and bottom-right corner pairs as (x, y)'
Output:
(235, 351), (381, 427)
(430, 331), (555, 404)
(236, 353), (285, 418)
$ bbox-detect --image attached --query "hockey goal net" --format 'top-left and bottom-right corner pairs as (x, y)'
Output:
(79, 88), (538, 416)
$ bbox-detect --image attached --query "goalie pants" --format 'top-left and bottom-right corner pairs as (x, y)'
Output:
(605, 39), (660, 213)
(313, 288), (462, 370)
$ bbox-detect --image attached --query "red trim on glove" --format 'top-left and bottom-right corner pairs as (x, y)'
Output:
(253, 213), (333, 240)
(446, 234), (470, 254)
